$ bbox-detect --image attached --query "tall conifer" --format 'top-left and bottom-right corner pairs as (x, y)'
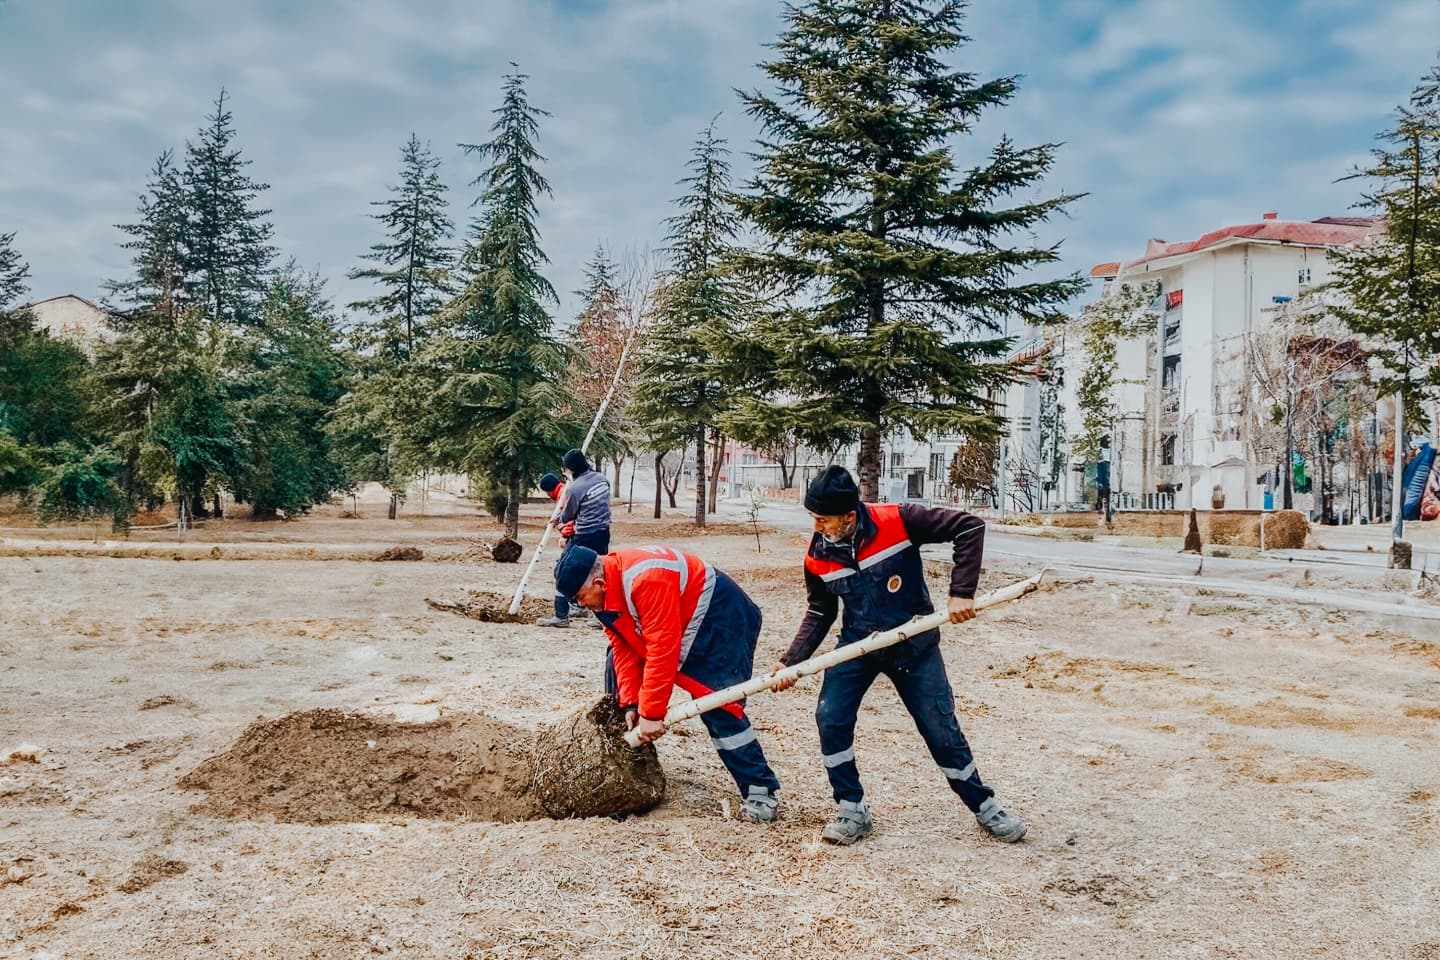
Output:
(735, 0), (1084, 500)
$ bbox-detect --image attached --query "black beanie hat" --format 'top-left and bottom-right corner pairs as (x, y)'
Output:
(563, 449), (590, 475)
(805, 465), (860, 516)
(538, 473), (560, 494)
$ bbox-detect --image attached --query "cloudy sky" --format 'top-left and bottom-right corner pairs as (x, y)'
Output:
(2, 0), (1438, 326)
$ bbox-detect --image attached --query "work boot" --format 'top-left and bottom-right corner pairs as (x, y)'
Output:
(535, 616), (570, 628)
(739, 786), (779, 823)
(975, 797), (1027, 843)
(820, 799), (872, 845)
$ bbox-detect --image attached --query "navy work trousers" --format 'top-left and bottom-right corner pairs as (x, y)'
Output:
(816, 640), (994, 812)
(554, 529), (610, 619)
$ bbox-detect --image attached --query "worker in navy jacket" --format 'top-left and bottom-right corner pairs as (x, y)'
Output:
(770, 465), (1026, 845)
(538, 450), (611, 629)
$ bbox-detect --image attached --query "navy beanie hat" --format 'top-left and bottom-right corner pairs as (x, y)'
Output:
(805, 465), (861, 516)
(538, 473), (561, 494)
(554, 545), (600, 599)
(563, 449), (590, 475)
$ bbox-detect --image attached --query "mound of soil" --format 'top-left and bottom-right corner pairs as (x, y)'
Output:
(375, 546), (425, 561)
(179, 698), (665, 825)
(425, 591), (552, 623)
(178, 708), (542, 823)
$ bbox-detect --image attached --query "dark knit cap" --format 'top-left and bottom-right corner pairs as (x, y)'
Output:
(554, 545), (600, 599)
(805, 465), (860, 516)
(538, 473), (561, 494)
(563, 449), (590, 475)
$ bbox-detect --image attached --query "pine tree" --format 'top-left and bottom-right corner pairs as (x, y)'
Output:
(92, 306), (241, 523)
(633, 123), (748, 528)
(0, 230), (30, 315)
(735, 0), (1086, 500)
(105, 150), (190, 329)
(182, 89), (276, 328)
(569, 244), (636, 481)
(1331, 62), (1440, 424)
(229, 266), (351, 518)
(427, 67), (576, 539)
(0, 230), (36, 345)
(347, 134), (454, 360)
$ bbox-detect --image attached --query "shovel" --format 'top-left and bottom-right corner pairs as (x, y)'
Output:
(623, 569), (1047, 747)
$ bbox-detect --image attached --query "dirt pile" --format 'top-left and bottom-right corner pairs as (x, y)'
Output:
(374, 545), (425, 561)
(178, 708), (542, 823)
(179, 698), (666, 824)
(425, 590), (551, 623)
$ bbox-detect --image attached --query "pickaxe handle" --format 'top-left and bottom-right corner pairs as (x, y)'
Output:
(622, 569), (1046, 747)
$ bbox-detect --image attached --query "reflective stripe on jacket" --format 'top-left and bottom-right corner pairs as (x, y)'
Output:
(599, 546), (718, 720)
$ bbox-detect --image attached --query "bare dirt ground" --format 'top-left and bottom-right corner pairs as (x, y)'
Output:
(3, 488), (1439, 958)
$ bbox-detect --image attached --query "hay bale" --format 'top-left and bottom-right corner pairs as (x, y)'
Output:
(375, 545), (425, 561)
(1265, 510), (1309, 550)
(529, 696), (666, 819)
(491, 538), (522, 563)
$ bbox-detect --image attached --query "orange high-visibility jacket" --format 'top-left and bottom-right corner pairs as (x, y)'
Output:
(598, 546), (718, 721)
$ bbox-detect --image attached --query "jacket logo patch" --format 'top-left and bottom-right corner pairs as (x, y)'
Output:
(886, 574), (902, 593)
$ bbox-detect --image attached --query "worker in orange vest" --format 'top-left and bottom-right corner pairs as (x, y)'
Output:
(556, 544), (781, 823)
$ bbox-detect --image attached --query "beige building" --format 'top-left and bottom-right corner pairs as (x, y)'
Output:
(28, 294), (112, 348)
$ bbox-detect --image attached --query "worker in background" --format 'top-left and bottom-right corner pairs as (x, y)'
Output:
(537, 450), (610, 629)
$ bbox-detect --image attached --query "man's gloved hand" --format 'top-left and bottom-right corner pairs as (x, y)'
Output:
(560, 521), (575, 538)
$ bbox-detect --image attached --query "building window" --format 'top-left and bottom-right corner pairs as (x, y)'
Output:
(906, 470), (924, 499)
(1298, 267), (1312, 285)
(1162, 355), (1181, 388)
(891, 452), (904, 468)
(1160, 433), (1177, 466)
(929, 452), (944, 481)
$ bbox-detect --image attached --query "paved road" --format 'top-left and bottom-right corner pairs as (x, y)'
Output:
(743, 498), (1440, 623)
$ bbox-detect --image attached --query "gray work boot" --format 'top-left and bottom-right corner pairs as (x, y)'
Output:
(739, 786), (779, 823)
(535, 616), (570, 628)
(820, 799), (872, 845)
(975, 797), (1027, 843)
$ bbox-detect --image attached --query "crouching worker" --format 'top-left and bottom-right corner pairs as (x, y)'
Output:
(556, 544), (782, 823)
(770, 465), (1026, 845)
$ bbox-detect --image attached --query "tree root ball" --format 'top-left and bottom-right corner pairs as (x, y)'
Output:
(178, 697), (665, 824)
(530, 696), (666, 819)
(491, 538), (522, 563)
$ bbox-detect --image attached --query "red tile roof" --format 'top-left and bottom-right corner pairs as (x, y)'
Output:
(1123, 217), (1378, 269)
(1090, 261), (1120, 278)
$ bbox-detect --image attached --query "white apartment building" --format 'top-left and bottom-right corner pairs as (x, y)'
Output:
(1062, 213), (1378, 511)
